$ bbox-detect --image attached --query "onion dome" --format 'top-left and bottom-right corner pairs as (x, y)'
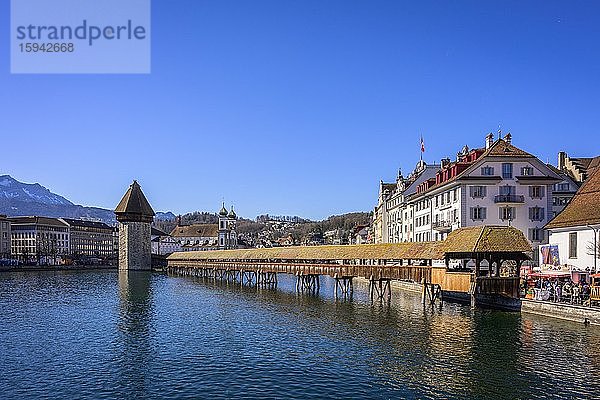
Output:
(219, 203), (228, 216)
(228, 206), (237, 219)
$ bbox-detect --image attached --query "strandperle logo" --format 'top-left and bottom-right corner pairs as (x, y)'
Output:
(15, 20), (148, 46)
(11, 0), (151, 74)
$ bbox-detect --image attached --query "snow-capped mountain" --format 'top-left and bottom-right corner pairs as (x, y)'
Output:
(0, 175), (73, 206)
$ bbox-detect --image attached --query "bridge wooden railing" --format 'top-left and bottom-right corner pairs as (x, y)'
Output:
(167, 259), (432, 283)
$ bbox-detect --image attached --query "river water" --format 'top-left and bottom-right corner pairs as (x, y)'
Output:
(0, 270), (599, 399)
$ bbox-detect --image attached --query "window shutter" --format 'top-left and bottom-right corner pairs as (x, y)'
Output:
(528, 229), (533, 241)
(469, 186), (474, 197)
(540, 208), (545, 221)
(529, 208), (533, 220)
(482, 186), (487, 197)
(499, 208), (504, 220)
(470, 207), (474, 220)
(541, 186), (545, 198)
(529, 186), (533, 198)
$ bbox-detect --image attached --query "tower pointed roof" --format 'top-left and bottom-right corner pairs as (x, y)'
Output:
(115, 180), (155, 223)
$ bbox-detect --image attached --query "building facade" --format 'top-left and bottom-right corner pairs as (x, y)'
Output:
(171, 223), (219, 251)
(61, 218), (114, 259)
(151, 227), (181, 255)
(0, 215), (10, 259)
(373, 133), (561, 264)
(9, 216), (70, 265)
(544, 157), (600, 274)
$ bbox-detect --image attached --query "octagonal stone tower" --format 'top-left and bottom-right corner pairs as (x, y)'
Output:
(115, 180), (155, 271)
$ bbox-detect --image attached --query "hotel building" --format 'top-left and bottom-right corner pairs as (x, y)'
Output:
(373, 133), (561, 263)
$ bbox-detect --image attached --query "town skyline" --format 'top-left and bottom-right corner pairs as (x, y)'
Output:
(2, 1), (600, 220)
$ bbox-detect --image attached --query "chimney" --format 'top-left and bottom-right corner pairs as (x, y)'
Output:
(558, 151), (567, 170)
(485, 132), (494, 149)
(504, 132), (512, 144)
(441, 157), (451, 168)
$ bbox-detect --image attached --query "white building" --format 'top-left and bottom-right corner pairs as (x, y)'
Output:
(0, 215), (10, 259)
(9, 216), (70, 265)
(170, 204), (238, 251)
(151, 227), (181, 255)
(374, 133), (562, 264)
(544, 157), (600, 274)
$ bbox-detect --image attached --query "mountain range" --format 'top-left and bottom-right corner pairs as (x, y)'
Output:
(0, 175), (176, 224)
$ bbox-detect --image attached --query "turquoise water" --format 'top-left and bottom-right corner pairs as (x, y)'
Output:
(0, 270), (599, 399)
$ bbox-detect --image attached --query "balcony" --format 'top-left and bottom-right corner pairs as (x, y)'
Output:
(432, 220), (453, 232)
(494, 194), (525, 204)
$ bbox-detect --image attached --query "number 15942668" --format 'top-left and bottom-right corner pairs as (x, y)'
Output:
(19, 43), (74, 52)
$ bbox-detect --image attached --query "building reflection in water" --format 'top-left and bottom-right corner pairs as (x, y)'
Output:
(116, 271), (154, 399)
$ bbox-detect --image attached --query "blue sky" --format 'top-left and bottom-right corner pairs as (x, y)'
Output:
(1, 1), (599, 220)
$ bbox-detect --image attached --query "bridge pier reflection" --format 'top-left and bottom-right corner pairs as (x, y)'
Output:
(369, 277), (391, 302)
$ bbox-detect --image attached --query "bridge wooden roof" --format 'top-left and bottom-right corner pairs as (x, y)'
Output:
(168, 241), (445, 262)
(167, 226), (531, 262)
(441, 225), (532, 254)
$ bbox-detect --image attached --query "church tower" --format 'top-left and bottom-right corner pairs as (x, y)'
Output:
(218, 203), (229, 250)
(227, 206), (237, 249)
(217, 203), (238, 250)
(114, 181), (155, 270)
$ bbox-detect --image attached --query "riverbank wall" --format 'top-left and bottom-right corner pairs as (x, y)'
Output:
(521, 299), (600, 326)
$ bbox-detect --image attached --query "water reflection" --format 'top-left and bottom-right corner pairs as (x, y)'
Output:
(116, 271), (154, 399)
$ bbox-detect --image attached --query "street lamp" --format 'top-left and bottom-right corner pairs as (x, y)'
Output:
(588, 225), (599, 273)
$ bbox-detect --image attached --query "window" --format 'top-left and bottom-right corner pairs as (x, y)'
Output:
(470, 186), (487, 198)
(521, 166), (534, 176)
(470, 207), (487, 221)
(529, 207), (545, 221)
(502, 163), (513, 179)
(453, 189), (458, 202)
(529, 228), (543, 242)
(569, 232), (577, 258)
(529, 186), (544, 199)
(555, 183), (570, 192)
(481, 166), (494, 176)
(499, 207), (515, 221)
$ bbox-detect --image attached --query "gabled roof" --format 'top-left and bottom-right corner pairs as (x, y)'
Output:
(114, 181), (155, 222)
(484, 138), (535, 158)
(170, 223), (219, 238)
(418, 138), (554, 195)
(546, 156), (600, 229)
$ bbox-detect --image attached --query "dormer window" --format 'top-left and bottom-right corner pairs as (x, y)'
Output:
(481, 166), (494, 176)
(521, 166), (534, 176)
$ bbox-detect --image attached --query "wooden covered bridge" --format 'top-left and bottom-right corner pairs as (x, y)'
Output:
(166, 226), (532, 307)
